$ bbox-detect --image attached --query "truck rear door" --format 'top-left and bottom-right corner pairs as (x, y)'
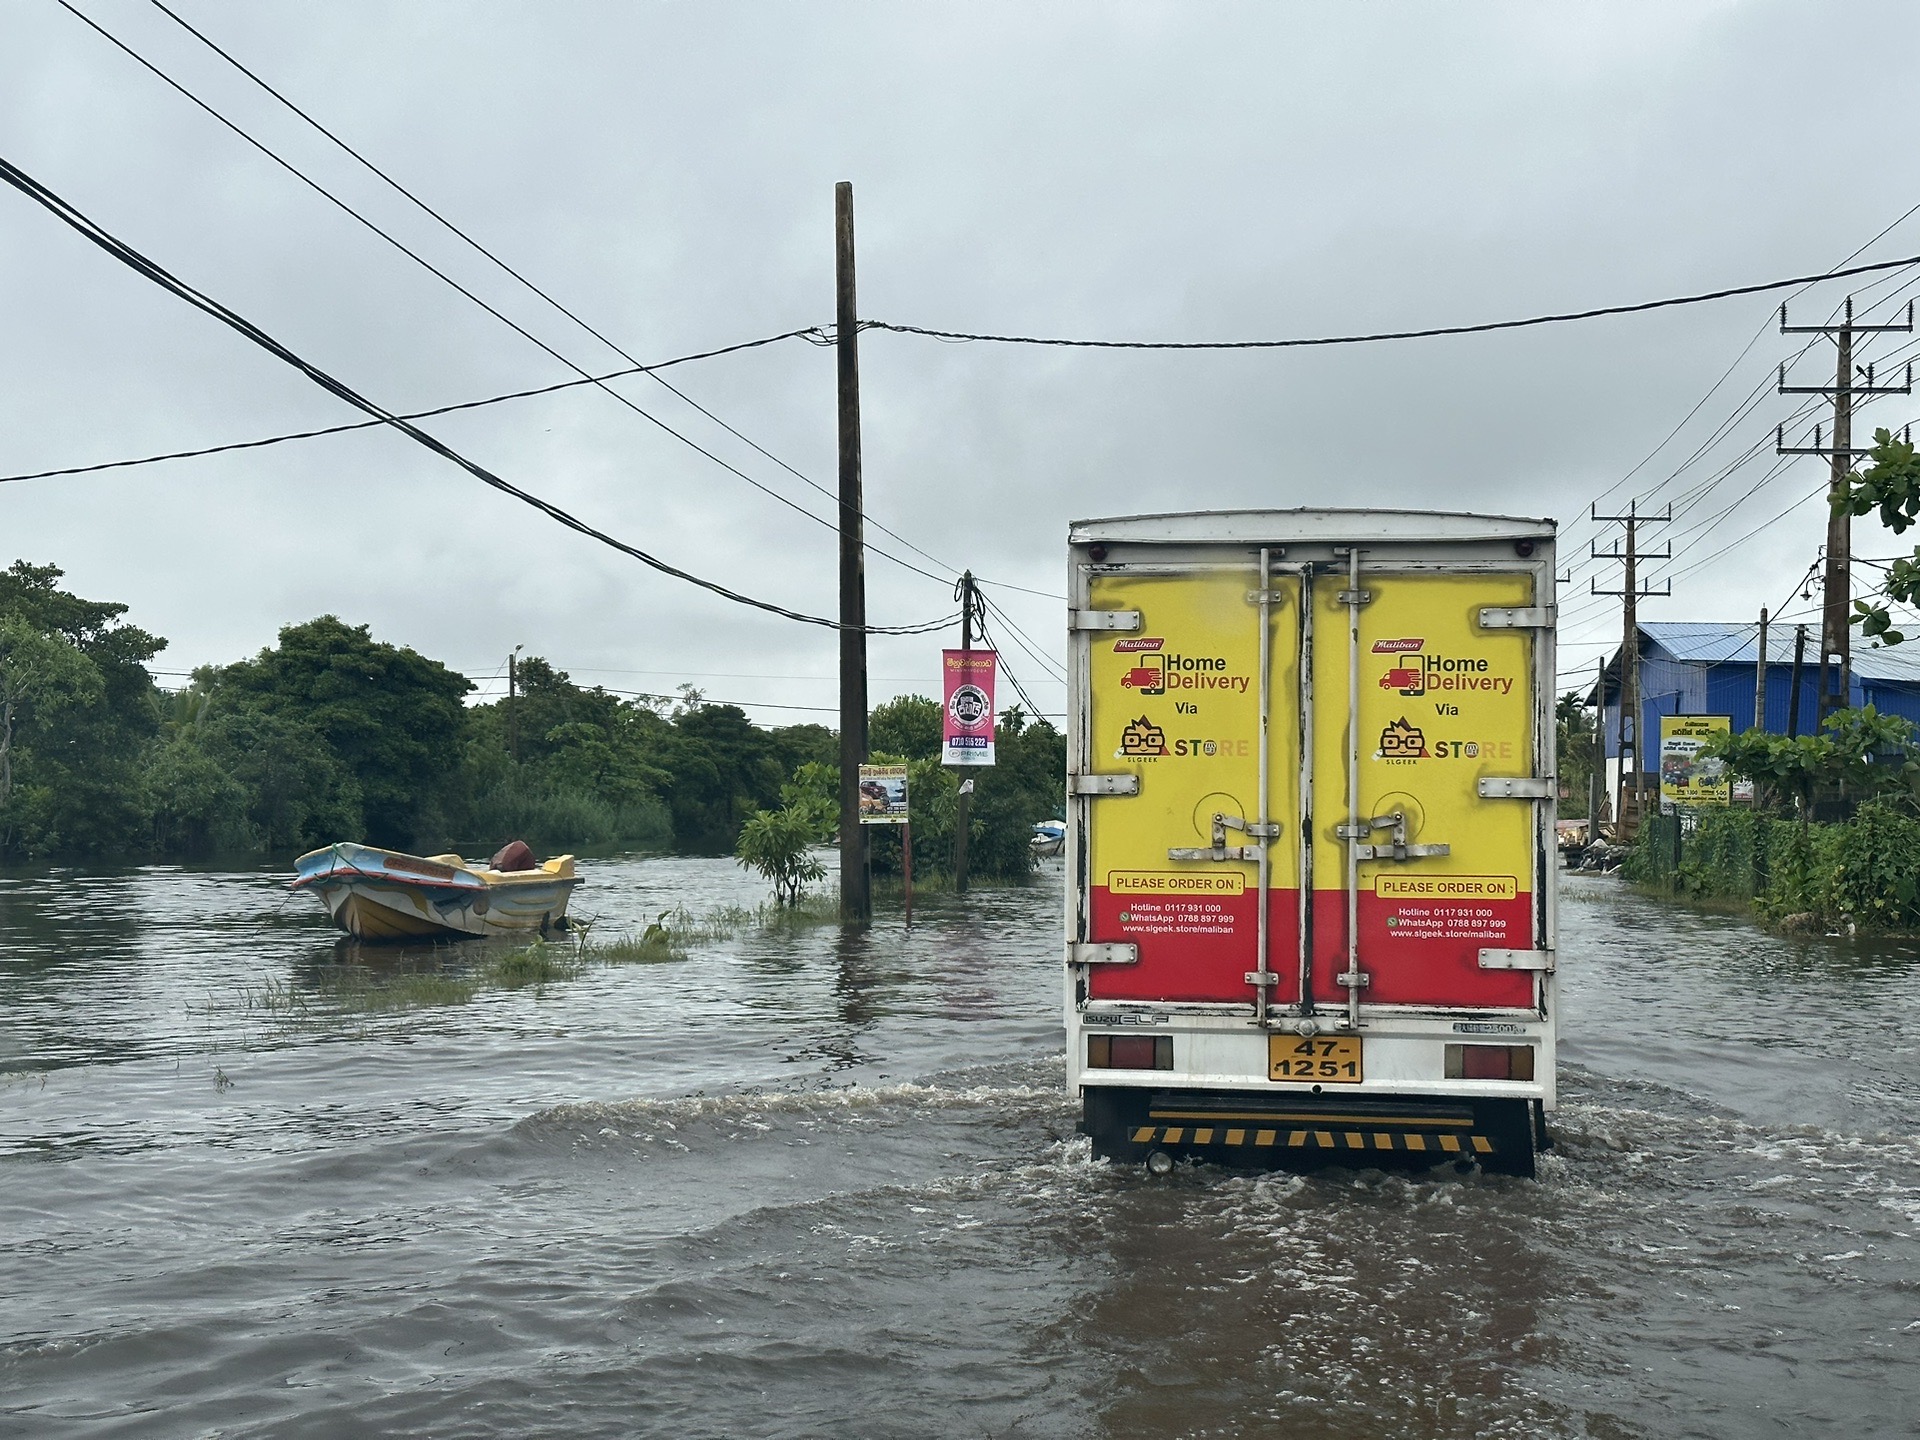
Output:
(1081, 560), (1300, 1008)
(1308, 562), (1544, 1014)
(1078, 552), (1546, 1018)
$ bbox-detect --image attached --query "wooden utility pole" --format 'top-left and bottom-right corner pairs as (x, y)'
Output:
(507, 645), (521, 763)
(952, 570), (977, 894)
(1778, 298), (1913, 718)
(836, 181), (871, 926)
(1754, 607), (1769, 732)
(1591, 502), (1670, 837)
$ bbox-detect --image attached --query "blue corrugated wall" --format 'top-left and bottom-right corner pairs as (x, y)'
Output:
(1598, 654), (1920, 759)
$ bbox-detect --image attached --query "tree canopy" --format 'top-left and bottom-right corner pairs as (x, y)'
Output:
(0, 559), (1067, 880)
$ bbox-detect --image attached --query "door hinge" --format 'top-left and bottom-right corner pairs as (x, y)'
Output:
(1070, 772), (1140, 796)
(1479, 605), (1555, 630)
(1477, 776), (1555, 799)
(1069, 609), (1141, 632)
(1479, 948), (1555, 972)
(1070, 942), (1138, 966)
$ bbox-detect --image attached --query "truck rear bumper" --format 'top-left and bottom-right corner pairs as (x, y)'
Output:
(1082, 1085), (1541, 1178)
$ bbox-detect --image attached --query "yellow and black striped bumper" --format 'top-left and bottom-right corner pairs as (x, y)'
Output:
(1130, 1110), (1497, 1156)
(1129, 1123), (1495, 1155)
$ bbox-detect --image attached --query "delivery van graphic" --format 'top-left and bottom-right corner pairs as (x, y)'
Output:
(1380, 665), (1425, 696)
(1120, 655), (1166, 694)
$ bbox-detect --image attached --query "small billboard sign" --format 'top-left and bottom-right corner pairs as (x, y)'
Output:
(857, 763), (909, 824)
(941, 650), (997, 766)
(1659, 714), (1732, 809)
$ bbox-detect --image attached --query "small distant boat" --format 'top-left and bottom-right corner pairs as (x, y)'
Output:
(291, 840), (581, 940)
(1030, 821), (1066, 859)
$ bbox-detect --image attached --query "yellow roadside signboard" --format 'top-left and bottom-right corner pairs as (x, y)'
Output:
(1658, 715), (1731, 809)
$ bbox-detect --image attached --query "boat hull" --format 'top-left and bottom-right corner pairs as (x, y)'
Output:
(293, 843), (581, 941)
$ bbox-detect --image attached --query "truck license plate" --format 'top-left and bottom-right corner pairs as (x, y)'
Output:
(1269, 1034), (1363, 1083)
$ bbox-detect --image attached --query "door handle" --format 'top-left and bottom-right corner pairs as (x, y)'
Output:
(1169, 811), (1281, 862)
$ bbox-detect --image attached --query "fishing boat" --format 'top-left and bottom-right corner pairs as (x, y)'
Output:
(1030, 820), (1066, 858)
(291, 840), (581, 940)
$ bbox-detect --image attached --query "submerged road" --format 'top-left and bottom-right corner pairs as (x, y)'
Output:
(2, 859), (1917, 1437)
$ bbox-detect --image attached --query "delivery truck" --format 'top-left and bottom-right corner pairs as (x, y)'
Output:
(1065, 509), (1557, 1177)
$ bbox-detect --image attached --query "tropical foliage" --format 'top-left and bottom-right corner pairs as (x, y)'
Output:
(1836, 427), (1920, 643)
(0, 560), (1063, 878)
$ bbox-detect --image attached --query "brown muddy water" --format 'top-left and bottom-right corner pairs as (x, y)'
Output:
(3, 860), (1919, 1438)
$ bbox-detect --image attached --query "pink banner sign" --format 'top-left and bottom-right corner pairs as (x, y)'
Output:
(942, 650), (997, 766)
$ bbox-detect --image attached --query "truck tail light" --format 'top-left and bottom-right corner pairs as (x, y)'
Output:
(1445, 1044), (1534, 1081)
(1087, 1034), (1172, 1070)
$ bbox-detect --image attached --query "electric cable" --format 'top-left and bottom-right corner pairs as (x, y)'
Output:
(863, 254), (1920, 352)
(0, 150), (956, 635)
(979, 591), (1067, 683)
(0, 328), (822, 485)
(113, 0), (1008, 598)
(54, 0), (867, 549)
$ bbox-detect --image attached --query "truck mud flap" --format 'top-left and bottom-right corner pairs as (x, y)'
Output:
(1082, 1086), (1537, 1178)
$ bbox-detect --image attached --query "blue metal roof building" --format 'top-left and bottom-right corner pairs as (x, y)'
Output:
(1592, 621), (1920, 770)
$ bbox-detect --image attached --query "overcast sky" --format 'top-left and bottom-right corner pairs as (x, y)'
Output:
(6, 0), (1920, 722)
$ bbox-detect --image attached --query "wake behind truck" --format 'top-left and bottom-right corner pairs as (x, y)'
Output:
(1065, 510), (1557, 1177)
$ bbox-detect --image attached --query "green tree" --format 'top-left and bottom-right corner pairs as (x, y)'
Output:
(0, 615), (103, 811)
(1703, 704), (1916, 827)
(219, 616), (471, 847)
(870, 694), (943, 761)
(0, 562), (163, 859)
(735, 804), (827, 905)
(1836, 428), (1920, 642)
(1555, 690), (1596, 819)
(658, 704), (786, 851)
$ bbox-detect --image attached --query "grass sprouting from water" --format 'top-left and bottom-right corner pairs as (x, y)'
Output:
(229, 895), (838, 1027)
(484, 937), (582, 988)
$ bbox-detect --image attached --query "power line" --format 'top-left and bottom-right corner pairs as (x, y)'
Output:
(862, 252), (1920, 353)
(0, 328), (821, 485)
(54, 0), (867, 550)
(103, 0), (992, 599)
(0, 150), (954, 636)
(979, 591), (1067, 683)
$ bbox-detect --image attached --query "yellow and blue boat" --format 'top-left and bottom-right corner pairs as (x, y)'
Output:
(291, 841), (581, 940)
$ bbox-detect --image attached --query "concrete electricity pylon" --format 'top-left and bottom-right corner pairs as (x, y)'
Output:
(1591, 501), (1671, 836)
(1777, 297), (1913, 717)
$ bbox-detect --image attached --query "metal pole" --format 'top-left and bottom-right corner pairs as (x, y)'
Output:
(1344, 547), (1363, 1032)
(507, 647), (520, 763)
(1253, 546), (1272, 1020)
(1590, 654), (1605, 838)
(902, 820), (913, 928)
(952, 571), (974, 895)
(1754, 607), (1769, 732)
(835, 181), (870, 926)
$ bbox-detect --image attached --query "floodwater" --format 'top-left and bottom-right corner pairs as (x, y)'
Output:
(3, 859), (1918, 1439)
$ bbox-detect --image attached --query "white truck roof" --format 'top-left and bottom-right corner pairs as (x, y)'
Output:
(1069, 508), (1556, 547)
